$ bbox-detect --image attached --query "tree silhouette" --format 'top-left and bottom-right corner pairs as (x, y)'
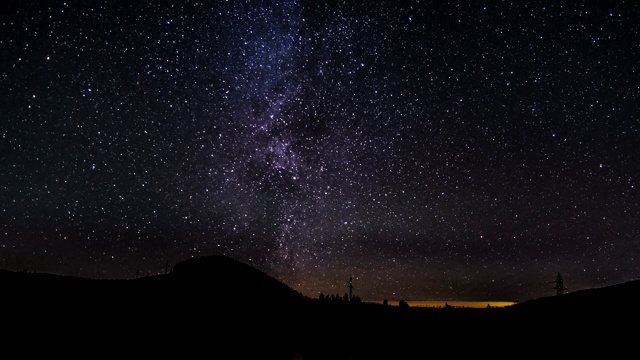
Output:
(398, 299), (409, 308)
(552, 272), (568, 295)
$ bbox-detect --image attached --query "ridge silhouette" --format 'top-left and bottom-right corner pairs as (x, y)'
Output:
(2, 255), (638, 358)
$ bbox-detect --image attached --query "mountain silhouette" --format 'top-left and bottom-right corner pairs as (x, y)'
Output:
(170, 254), (306, 305)
(1, 255), (305, 307)
(2, 256), (638, 359)
(516, 278), (640, 308)
(504, 278), (640, 324)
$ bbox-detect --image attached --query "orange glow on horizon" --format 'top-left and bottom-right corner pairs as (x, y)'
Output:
(367, 300), (517, 308)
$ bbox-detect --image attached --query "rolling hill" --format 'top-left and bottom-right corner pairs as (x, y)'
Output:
(2, 255), (638, 359)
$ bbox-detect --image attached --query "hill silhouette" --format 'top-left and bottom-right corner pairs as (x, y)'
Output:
(170, 255), (306, 305)
(2, 255), (638, 359)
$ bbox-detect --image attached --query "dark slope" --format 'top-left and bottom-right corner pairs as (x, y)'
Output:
(513, 279), (640, 309)
(1, 255), (305, 306)
(1, 255), (315, 358)
(2, 258), (639, 359)
(503, 279), (640, 323)
(170, 254), (305, 305)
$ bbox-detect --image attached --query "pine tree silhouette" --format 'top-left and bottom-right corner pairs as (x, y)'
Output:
(551, 272), (568, 295)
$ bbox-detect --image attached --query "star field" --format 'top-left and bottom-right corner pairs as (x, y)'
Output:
(1, 0), (639, 303)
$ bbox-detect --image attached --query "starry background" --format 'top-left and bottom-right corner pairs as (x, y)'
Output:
(1, 0), (639, 303)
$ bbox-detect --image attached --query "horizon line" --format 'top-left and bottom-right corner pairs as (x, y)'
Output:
(364, 300), (518, 308)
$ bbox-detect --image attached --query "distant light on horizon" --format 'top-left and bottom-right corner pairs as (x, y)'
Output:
(366, 300), (517, 308)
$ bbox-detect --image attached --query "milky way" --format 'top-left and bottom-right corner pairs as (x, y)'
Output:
(1, 0), (639, 302)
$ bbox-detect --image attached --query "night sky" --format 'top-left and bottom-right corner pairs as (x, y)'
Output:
(2, 0), (639, 303)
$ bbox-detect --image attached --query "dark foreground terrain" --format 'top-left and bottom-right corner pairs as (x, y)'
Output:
(2, 255), (639, 359)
